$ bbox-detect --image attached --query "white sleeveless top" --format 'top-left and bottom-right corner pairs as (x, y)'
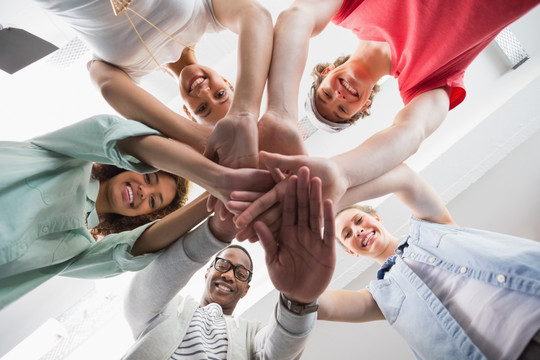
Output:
(33, 0), (226, 80)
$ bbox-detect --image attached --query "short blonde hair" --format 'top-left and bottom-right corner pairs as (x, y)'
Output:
(311, 55), (380, 124)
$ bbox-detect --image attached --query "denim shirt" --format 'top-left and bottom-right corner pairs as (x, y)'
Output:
(368, 217), (540, 360)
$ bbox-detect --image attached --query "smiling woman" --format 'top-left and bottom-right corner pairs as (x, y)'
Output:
(318, 163), (540, 359)
(0, 113), (275, 311)
(90, 165), (189, 238)
(0, 114), (194, 310)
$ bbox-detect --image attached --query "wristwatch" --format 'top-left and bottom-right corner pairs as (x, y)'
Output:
(280, 293), (319, 315)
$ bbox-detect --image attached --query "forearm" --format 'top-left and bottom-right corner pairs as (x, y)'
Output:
(89, 61), (211, 152)
(333, 124), (425, 192)
(212, 0), (273, 121)
(223, 2), (273, 118)
(318, 289), (384, 322)
(334, 89), (449, 190)
(335, 163), (413, 211)
(117, 135), (223, 197)
(254, 300), (317, 359)
(131, 192), (211, 256)
(265, 8), (316, 119)
(125, 218), (228, 336)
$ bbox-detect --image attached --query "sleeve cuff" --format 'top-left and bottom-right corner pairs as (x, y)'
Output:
(182, 218), (228, 264)
(275, 297), (317, 336)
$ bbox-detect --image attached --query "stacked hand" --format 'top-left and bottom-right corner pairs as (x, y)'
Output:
(229, 151), (347, 240)
(258, 110), (308, 157)
(254, 167), (336, 304)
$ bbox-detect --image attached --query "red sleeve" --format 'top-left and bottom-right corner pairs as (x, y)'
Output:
(332, 0), (366, 24)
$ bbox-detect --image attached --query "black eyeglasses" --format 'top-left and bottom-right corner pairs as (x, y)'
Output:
(212, 257), (252, 282)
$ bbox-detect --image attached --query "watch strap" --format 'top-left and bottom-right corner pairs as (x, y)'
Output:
(280, 293), (319, 315)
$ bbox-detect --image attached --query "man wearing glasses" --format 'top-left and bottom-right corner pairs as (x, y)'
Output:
(122, 167), (335, 359)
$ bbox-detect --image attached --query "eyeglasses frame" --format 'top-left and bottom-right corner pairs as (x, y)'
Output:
(212, 256), (253, 282)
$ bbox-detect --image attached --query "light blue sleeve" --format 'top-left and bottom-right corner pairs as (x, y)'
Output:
(60, 221), (161, 279)
(30, 114), (162, 173)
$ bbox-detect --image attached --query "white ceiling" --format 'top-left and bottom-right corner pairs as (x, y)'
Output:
(1, 1), (539, 359)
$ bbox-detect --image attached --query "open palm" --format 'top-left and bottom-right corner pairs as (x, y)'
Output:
(254, 167), (335, 304)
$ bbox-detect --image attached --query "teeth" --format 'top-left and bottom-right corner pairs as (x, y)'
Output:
(342, 79), (358, 96)
(190, 77), (205, 91)
(127, 186), (133, 205)
(217, 284), (232, 292)
(363, 232), (374, 247)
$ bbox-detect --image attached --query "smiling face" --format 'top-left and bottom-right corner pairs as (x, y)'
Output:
(335, 208), (397, 264)
(201, 248), (251, 315)
(178, 64), (233, 126)
(98, 171), (177, 217)
(314, 63), (373, 123)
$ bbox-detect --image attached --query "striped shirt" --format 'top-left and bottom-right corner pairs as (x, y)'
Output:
(170, 303), (228, 360)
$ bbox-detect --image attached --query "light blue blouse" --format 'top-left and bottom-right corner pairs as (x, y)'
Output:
(0, 114), (163, 309)
(369, 217), (540, 360)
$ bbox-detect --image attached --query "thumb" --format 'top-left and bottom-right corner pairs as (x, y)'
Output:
(206, 195), (218, 212)
(203, 139), (218, 162)
(260, 151), (303, 175)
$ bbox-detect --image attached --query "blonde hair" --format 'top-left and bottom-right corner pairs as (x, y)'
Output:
(311, 55), (380, 124)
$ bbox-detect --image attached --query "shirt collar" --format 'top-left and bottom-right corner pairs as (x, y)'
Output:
(86, 177), (100, 229)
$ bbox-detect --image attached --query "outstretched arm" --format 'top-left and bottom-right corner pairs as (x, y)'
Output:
(117, 134), (275, 208)
(130, 192), (210, 256)
(234, 158), (455, 234)
(124, 203), (237, 338)
(318, 288), (384, 322)
(333, 88), (450, 190)
(340, 162), (456, 225)
(89, 60), (211, 153)
(204, 0), (274, 168)
(258, 0), (342, 156)
(236, 88), (451, 225)
(250, 166), (335, 360)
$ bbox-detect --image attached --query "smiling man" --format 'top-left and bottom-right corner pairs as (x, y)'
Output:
(122, 167), (335, 360)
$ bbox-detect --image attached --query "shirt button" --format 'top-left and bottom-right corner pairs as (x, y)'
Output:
(429, 257), (436, 263)
(497, 274), (506, 284)
(460, 266), (467, 274)
(42, 226), (49, 234)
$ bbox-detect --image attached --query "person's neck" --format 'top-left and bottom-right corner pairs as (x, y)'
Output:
(349, 39), (391, 83)
(374, 235), (400, 265)
(95, 180), (109, 215)
(165, 47), (198, 79)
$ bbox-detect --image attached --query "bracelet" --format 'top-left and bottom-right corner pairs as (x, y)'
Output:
(280, 293), (319, 315)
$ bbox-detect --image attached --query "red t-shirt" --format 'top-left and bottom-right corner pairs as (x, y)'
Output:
(333, 0), (538, 109)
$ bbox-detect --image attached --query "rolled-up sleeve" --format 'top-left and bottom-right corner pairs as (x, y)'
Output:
(30, 114), (161, 173)
(60, 221), (160, 279)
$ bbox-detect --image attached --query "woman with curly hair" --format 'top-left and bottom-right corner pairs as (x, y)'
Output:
(0, 113), (273, 310)
(89, 163), (189, 239)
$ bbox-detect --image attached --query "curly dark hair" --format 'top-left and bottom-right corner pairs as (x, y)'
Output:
(89, 164), (189, 239)
(311, 55), (380, 124)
